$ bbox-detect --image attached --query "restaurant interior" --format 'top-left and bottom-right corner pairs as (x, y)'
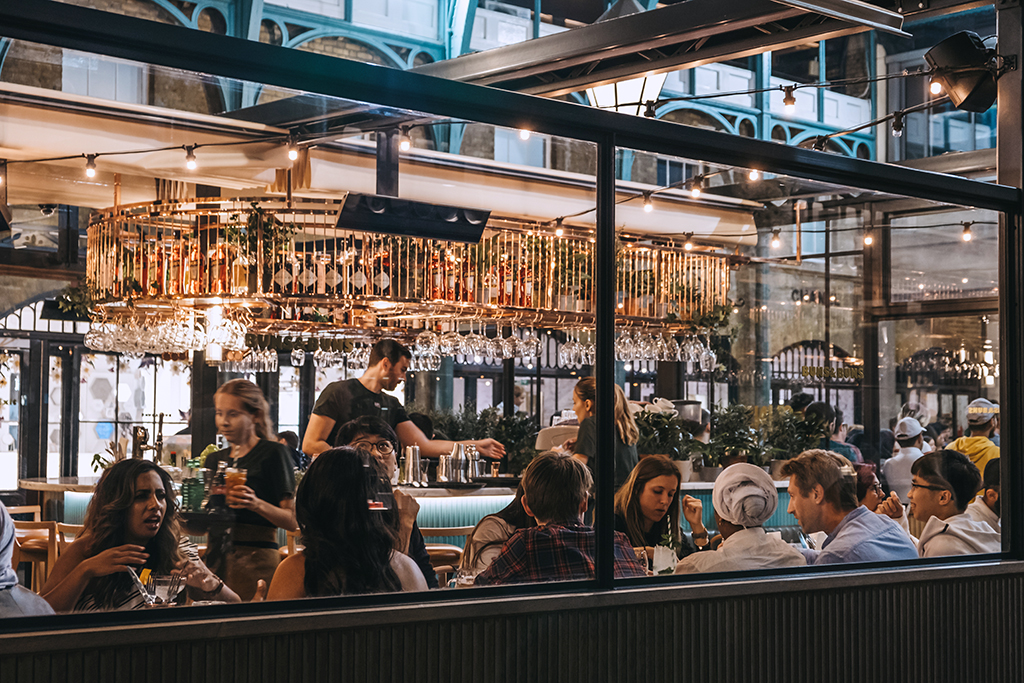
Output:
(0, 0), (1020, 680)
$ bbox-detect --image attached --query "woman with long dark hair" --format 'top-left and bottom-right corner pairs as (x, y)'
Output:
(206, 379), (297, 601)
(42, 459), (239, 612)
(267, 447), (426, 598)
(613, 455), (708, 560)
(460, 483), (536, 575)
(569, 377), (639, 491)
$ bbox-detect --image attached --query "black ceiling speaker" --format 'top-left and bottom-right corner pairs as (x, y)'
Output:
(925, 31), (999, 113)
(336, 194), (489, 243)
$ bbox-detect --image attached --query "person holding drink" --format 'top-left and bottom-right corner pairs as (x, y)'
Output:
(205, 379), (297, 601)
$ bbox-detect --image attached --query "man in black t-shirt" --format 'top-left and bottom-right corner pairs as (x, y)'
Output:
(302, 339), (506, 461)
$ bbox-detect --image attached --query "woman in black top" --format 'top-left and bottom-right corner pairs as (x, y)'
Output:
(613, 455), (708, 562)
(569, 377), (639, 492)
(205, 379), (297, 600)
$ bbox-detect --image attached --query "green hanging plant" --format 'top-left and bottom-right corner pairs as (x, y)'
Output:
(57, 279), (96, 321)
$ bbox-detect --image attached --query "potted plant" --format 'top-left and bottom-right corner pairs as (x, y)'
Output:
(633, 399), (694, 480)
(761, 407), (829, 479)
(706, 404), (763, 477)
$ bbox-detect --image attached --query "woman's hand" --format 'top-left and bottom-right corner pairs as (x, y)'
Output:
(227, 484), (259, 511)
(681, 495), (705, 532)
(176, 557), (220, 592)
(80, 544), (149, 578)
(562, 438), (577, 453)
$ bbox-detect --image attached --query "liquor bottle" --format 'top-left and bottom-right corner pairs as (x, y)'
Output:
(184, 242), (202, 295)
(445, 251), (458, 301)
(207, 243), (229, 295)
(428, 249), (444, 299)
(316, 253), (327, 296)
(372, 247), (391, 296)
(206, 461), (228, 512)
(230, 246), (249, 296)
(499, 255), (514, 306)
(519, 252), (533, 307)
(167, 240), (182, 296)
(482, 267), (498, 305)
(463, 251), (475, 303)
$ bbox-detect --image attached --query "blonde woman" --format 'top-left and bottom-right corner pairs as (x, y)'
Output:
(568, 377), (639, 491)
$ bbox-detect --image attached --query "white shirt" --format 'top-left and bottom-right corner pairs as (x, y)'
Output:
(674, 527), (807, 574)
(966, 496), (1001, 535)
(883, 446), (924, 503)
(917, 512), (1001, 558)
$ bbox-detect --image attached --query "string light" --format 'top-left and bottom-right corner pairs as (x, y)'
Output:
(962, 222), (973, 242)
(185, 145), (197, 170)
(891, 111), (905, 138)
(683, 233), (694, 251)
(642, 192), (654, 213)
(770, 229), (781, 249)
(748, 169), (760, 181)
(930, 79), (943, 95)
(782, 85), (797, 114)
(863, 232), (873, 246)
(689, 175), (703, 199)
(287, 136), (299, 161)
(399, 127), (412, 153)
(85, 154), (97, 178)
(518, 129), (531, 141)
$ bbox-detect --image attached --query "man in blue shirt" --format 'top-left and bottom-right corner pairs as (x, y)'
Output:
(782, 449), (918, 565)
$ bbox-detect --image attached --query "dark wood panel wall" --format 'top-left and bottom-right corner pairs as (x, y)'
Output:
(2, 563), (1022, 683)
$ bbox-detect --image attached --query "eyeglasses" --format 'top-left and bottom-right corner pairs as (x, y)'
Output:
(910, 482), (948, 492)
(352, 440), (396, 456)
(870, 483), (884, 494)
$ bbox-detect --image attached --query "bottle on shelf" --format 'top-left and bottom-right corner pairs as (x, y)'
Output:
(206, 461), (228, 512)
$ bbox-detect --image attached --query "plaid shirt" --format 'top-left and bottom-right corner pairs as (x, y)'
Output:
(474, 523), (646, 585)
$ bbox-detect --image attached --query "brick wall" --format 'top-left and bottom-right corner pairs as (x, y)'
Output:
(298, 36), (394, 67)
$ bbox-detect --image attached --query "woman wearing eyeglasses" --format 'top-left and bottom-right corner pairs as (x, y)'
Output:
(854, 463), (884, 512)
(334, 416), (439, 589)
(205, 379), (297, 600)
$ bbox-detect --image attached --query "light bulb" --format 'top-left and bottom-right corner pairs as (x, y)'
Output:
(962, 224), (973, 242)
(930, 80), (943, 95)
(555, 227), (564, 237)
(748, 169), (760, 181)
(863, 233), (873, 246)
(518, 129), (531, 141)
(782, 86), (797, 114)
(684, 234), (694, 251)
(643, 194), (653, 213)
(185, 146), (197, 171)
(770, 231), (781, 249)
(690, 185), (701, 199)
(399, 127), (412, 152)
(85, 155), (97, 178)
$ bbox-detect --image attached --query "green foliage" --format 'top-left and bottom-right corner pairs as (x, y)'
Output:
(415, 405), (539, 476)
(58, 280), (95, 320)
(90, 440), (126, 473)
(762, 408), (828, 461)
(225, 201), (297, 262)
(706, 403), (764, 467)
(634, 410), (685, 459)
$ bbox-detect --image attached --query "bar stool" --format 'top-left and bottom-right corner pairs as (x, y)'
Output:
(420, 526), (474, 586)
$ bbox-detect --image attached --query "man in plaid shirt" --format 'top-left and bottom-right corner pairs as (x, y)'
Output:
(475, 451), (646, 585)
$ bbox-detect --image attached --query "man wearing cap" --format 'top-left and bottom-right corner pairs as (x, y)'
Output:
(782, 450), (918, 565)
(909, 450), (1000, 557)
(948, 398), (999, 479)
(674, 464), (805, 574)
(966, 459), (1000, 536)
(883, 417), (927, 503)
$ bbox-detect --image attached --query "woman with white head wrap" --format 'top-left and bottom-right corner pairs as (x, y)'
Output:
(0, 502), (55, 617)
(675, 464), (807, 574)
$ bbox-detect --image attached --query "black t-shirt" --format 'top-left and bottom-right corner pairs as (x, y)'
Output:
(575, 416), (639, 492)
(205, 439), (296, 528)
(613, 513), (697, 559)
(312, 378), (410, 447)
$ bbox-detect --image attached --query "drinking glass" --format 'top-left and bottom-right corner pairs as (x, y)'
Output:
(225, 467), (248, 495)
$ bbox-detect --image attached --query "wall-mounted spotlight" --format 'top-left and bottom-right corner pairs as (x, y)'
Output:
(925, 31), (1005, 113)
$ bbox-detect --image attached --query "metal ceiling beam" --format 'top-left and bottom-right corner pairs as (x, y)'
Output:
(414, 0), (907, 97)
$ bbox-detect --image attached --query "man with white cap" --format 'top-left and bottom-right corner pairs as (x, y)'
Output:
(674, 464), (805, 574)
(948, 398), (999, 479)
(883, 417), (927, 503)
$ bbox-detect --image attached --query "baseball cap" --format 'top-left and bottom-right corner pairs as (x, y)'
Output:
(966, 398), (998, 425)
(894, 417), (924, 439)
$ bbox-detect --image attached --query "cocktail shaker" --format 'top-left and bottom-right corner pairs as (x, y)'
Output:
(401, 445), (422, 486)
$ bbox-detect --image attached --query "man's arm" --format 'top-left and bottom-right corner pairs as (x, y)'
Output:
(302, 413), (336, 457)
(395, 421), (506, 460)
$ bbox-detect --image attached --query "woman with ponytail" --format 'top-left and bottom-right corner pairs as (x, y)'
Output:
(205, 379), (297, 599)
(569, 377), (639, 491)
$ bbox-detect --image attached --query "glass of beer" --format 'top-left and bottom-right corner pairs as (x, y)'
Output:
(225, 467), (247, 495)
